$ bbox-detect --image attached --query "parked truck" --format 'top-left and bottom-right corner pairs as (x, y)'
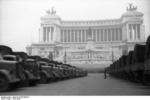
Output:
(0, 56), (25, 91)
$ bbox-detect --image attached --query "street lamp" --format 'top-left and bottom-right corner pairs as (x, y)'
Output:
(64, 47), (67, 64)
(111, 46), (114, 63)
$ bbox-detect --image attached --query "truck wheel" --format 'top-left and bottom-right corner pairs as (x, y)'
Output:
(40, 74), (48, 84)
(0, 75), (9, 92)
(22, 74), (29, 87)
(29, 80), (37, 86)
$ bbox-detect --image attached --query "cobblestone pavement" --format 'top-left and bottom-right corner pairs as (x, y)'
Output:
(1, 73), (150, 95)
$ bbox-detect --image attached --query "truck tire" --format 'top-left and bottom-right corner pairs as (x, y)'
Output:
(21, 74), (29, 87)
(40, 73), (48, 84)
(29, 80), (37, 86)
(0, 75), (9, 92)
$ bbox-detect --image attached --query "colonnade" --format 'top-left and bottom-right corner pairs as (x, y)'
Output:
(128, 24), (141, 41)
(40, 24), (141, 43)
(42, 27), (54, 42)
(60, 28), (122, 43)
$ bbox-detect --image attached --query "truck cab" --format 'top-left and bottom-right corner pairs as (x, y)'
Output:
(3, 55), (40, 86)
(0, 55), (25, 91)
(38, 61), (54, 83)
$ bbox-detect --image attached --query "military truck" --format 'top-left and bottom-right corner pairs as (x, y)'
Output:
(0, 55), (25, 91)
(143, 36), (150, 84)
(0, 45), (12, 56)
(0, 45), (25, 91)
(22, 58), (40, 86)
(4, 52), (40, 86)
(131, 44), (146, 82)
(27, 56), (57, 83)
(38, 60), (54, 84)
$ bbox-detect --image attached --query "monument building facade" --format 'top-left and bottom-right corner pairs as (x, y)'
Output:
(26, 4), (145, 65)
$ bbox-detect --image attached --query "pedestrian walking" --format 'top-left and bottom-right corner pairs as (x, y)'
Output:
(104, 68), (107, 79)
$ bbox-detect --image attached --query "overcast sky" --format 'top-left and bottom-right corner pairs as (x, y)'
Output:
(0, 0), (150, 52)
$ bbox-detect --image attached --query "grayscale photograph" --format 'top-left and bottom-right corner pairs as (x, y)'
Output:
(0, 0), (150, 96)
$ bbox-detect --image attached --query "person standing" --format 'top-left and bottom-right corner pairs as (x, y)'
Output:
(104, 68), (107, 79)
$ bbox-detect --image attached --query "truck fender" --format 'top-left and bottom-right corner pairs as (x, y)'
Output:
(40, 71), (50, 78)
(24, 70), (34, 80)
(0, 69), (12, 82)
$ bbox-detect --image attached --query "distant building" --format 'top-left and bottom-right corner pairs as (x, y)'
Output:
(26, 4), (145, 65)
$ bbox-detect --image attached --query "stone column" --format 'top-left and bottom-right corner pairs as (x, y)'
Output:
(106, 29), (108, 42)
(131, 24), (135, 41)
(91, 30), (93, 41)
(43, 27), (45, 42)
(104, 29), (106, 41)
(109, 29), (111, 41)
(113, 28), (115, 41)
(44, 27), (46, 42)
(101, 29), (103, 42)
(47, 27), (49, 42)
(113, 28), (116, 41)
(103, 29), (104, 42)
(135, 24), (137, 40)
(140, 24), (143, 40)
(120, 28), (122, 41)
(73, 30), (76, 42)
(40, 26), (43, 42)
(77, 30), (79, 43)
(104, 29), (105, 42)
(66, 30), (68, 43)
(45, 27), (47, 42)
(70, 30), (71, 43)
(68, 30), (70, 43)
(64, 29), (67, 42)
(49, 27), (51, 42)
(95, 29), (97, 42)
(80, 30), (83, 43)
(94, 30), (96, 42)
(70, 30), (72, 43)
(126, 23), (129, 41)
(62, 30), (64, 43)
(136, 24), (139, 40)
(99, 29), (101, 42)
(84, 30), (86, 42)
(128, 24), (131, 40)
(47, 27), (50, 42)
(73, 30), (74, 43)
(50, 27), (52, 42)
(137, 24), (140, 40)
(115, 28), (117, 41)
(52, 27), (54, 42)
(82, 30), (84, 43)
(117, 28), (120, 41)
(60, 30), (62, 42)
(83, 30), (84, 43)
(73, 30), (75, 43)
(112, 28), (114, 41)
(74, 30), (76, 43)
(63, 30), (65, 43)
(65, 30), (67, 43)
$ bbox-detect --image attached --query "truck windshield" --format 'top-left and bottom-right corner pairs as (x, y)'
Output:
(24, 61), (35, 69)
(3, 57), (15, 61)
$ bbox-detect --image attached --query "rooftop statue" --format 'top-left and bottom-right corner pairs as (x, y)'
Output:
(126, 3), (137, 11)
(46, 7), (56, 15)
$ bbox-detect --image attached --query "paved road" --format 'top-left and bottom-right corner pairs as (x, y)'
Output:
(1, 73), (150, 95)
